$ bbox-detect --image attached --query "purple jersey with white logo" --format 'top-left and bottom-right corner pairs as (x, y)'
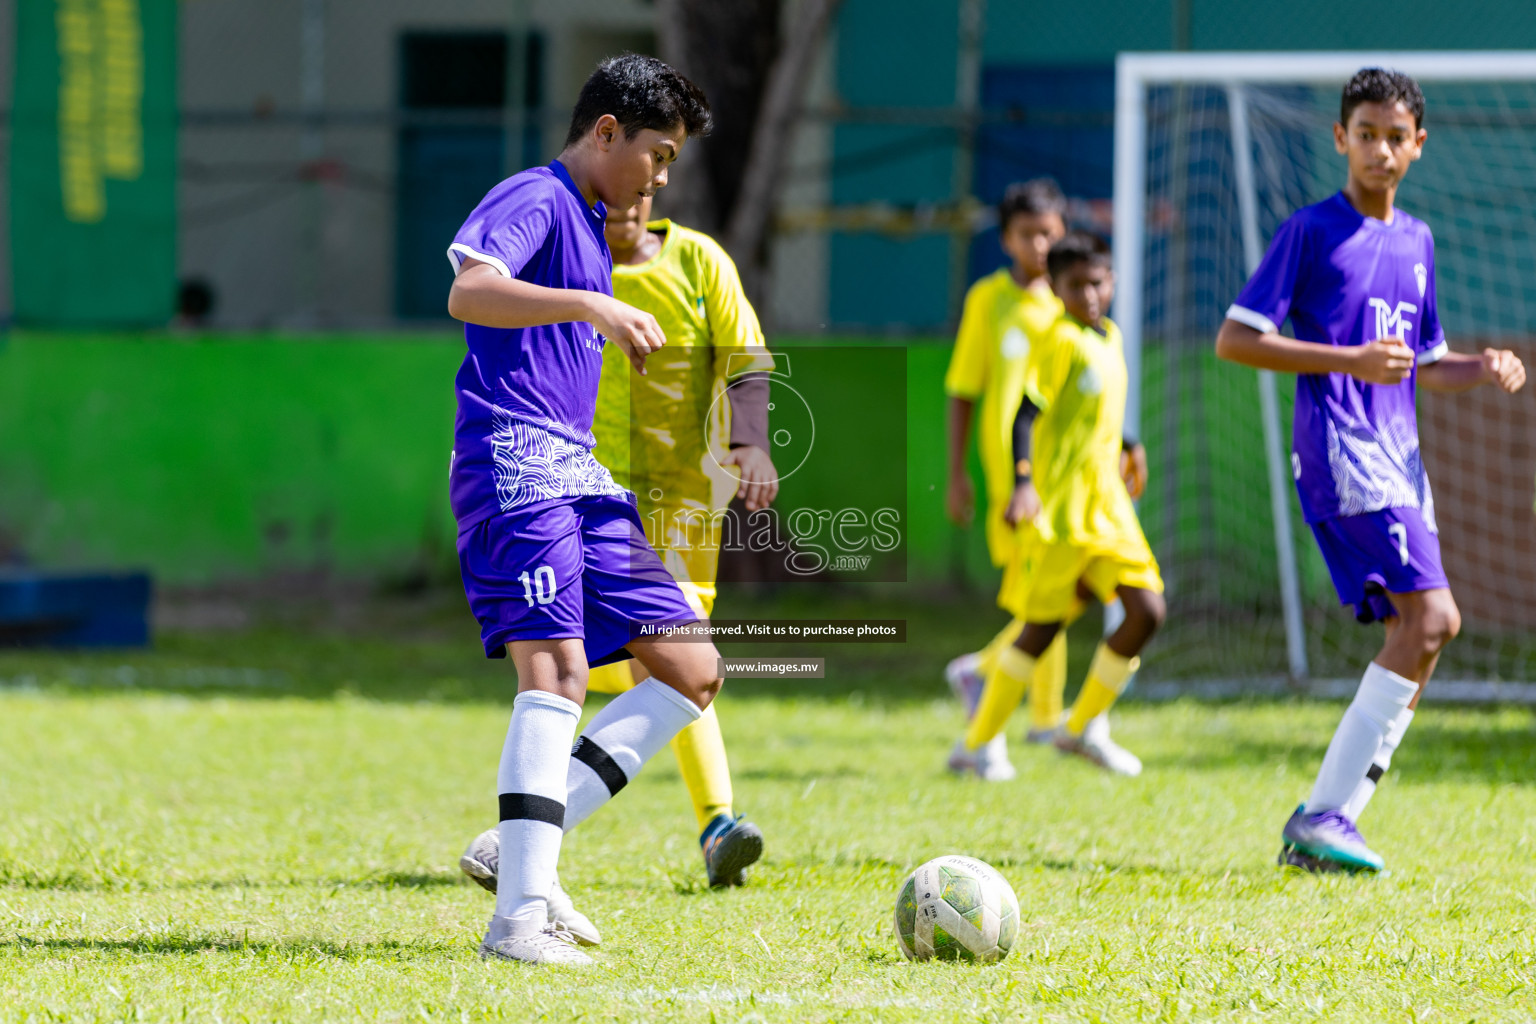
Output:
(1228, 192), (1447, 524)
(447, 160), (627, 530)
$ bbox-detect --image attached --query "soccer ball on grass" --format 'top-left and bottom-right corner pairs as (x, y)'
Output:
(893, 854), (1020, 962)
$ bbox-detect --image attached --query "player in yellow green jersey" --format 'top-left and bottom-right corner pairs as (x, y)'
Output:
(991, 232), (1164, 776)
(943, 180), (1069, 781)
(459, 195), (777, 900)
(587, 195), (777, 887)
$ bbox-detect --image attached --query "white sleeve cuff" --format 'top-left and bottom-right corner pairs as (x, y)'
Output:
(1417, 340), (1448, 365)
(447, 243), (511, 278)
(1225, 304), (1279, 334)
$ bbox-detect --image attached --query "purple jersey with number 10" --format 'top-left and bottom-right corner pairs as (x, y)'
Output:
(444, 159), (696, 660)
(1227, 192), (1447, 526)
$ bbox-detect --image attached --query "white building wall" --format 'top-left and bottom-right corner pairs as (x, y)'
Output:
(178, 0), (654, 328)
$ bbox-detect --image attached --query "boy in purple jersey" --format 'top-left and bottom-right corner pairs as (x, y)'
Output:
(1217, 69), (1526, 874)
(446, 55), (719, 965)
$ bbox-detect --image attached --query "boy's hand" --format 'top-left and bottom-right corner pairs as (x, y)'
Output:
(1482, 348), (1527, 392)
(1005, 480), (1041, 527)
(1120, 443), (1148, 499)
(588, 294), (666, 374)
(946, 471), (974, 527)
(722, 445), (779, 511)
(1349, 338), (1415, 385)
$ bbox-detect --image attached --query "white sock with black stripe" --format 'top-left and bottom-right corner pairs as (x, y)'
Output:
(1342, 704), (1415, 821)
(564, 677), (702, 832)
(495, 690), (581, 930)
(1305, 662), (1418, 815)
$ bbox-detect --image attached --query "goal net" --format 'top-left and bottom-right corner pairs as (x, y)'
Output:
(1114, 53), (1536, 685)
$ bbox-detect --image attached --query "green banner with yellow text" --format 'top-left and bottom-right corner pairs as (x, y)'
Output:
(10, 0), (176, 326)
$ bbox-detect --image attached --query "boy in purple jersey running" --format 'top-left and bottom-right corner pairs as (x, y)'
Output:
(1217, 68), (1526, 874)
(446, 55), (719, 965)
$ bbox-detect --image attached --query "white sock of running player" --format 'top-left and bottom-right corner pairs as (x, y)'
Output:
(564, 676), (703, 832)
(495, 690), (581, 929)
(1341, 704), (1416, 822)
(1305, 662), (1417, 816)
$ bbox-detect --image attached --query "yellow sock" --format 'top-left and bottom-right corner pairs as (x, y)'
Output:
(974, 617), (1025, 677)
(670, 702), (733, 831)
(1065, 644), (1140, 736)
(1028, 633), (1068, 732)
(964, 645), (1036, 751)
(586, 661), (637, 695)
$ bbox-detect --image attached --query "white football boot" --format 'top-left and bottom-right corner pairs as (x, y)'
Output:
(944, 652), (1015, 779)
(1054, 716), (1142, 776)
(459, 828), (601, 946)
(545, 878), (602, 946)
(946, 732), (1016, 781)
(458, 827), (500, 893)
(480, 915), (593, 966)
(972, 732), (1017, 781)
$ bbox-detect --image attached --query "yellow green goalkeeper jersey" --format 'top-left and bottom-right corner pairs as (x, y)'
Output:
(592, 219), (775, 511)
(1022, 313), (1144, 553)
(944, 268), (1063, 566)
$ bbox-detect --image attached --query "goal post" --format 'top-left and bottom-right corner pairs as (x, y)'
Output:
(1113, 51), (1536, 684)
(1225, 80), (1310, 682)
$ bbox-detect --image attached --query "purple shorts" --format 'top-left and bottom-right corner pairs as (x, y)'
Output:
(457, 493), (699, 662)
(1309, 506), (1448, 624)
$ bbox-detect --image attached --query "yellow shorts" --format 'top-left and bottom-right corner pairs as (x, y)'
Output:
(659, 546), (718, 620)
(588, 510), (720, 695)
(983, 501), (1017, 571)
(1000, 530), (1163, 624)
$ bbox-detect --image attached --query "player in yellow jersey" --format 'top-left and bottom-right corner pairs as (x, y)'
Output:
(993, 232), (1164, 775)
(460, 195), (777, 902)
(589, 195), (777, 887)
(943, 180), (1069, 781)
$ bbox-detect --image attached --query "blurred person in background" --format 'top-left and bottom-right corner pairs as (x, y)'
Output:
(942, 180), (1069, 781)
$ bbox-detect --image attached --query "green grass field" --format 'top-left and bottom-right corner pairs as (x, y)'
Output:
(2, 589), (1534, 1022)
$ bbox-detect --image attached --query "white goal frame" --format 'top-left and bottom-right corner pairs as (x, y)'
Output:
(1113, 51), (1536, 682)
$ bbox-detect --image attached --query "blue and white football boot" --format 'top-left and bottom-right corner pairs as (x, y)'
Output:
(1279, 804), (1385, 873)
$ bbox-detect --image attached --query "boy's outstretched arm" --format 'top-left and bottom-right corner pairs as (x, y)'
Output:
(1215, 319), (1415, 386)
(448, 258), (667, 373)
(1417, 348), (1526, 393)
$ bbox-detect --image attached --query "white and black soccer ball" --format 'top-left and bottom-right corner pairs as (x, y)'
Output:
(893, 855), (1020, 963)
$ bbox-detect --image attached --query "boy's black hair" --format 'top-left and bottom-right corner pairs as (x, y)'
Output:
(998, 177), (1066, 228)
(565, 54), (712, 147)
(1046, 231), (1111, 278)
(1340, 67), (1425, 129)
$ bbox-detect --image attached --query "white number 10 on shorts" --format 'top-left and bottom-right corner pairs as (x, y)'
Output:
(519, 565), (558, 606)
